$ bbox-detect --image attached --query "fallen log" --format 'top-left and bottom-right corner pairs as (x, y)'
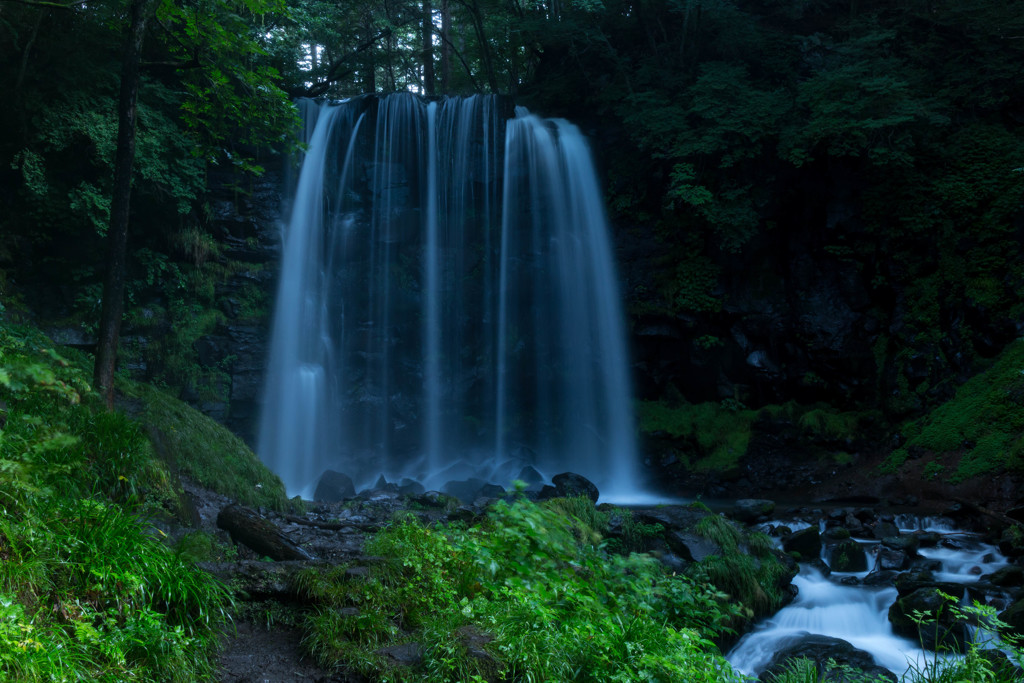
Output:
(217, 504), (314, 561)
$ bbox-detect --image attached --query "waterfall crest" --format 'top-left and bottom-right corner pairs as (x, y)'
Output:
(259, 94), (641, 500)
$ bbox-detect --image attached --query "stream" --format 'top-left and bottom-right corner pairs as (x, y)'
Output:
(727, 515), (1011, 679)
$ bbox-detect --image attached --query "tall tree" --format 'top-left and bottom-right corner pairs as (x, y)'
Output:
(93, 0), (155, 408)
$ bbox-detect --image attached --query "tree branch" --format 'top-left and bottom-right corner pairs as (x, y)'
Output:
(301, 27), (394, 97)
(0, 0), (89, 8)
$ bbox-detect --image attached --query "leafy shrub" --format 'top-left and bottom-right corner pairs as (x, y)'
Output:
(0, 319), (233, 681)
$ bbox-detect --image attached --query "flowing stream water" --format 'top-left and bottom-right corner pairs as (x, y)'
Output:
(727, 516), (1010, 679)
(259, 94), (642, 500)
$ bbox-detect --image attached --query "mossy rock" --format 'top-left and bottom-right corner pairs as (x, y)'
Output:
(828, 539), (866, 573)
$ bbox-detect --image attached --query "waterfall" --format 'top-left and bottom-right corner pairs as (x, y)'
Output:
(259, 94), (641, 501)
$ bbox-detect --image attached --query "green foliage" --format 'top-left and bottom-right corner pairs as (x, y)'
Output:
(0, 320), (231, 681)
(298, 499), (746, 682)
(902, 595), (1024, 683)
(689, 519), (793, 622)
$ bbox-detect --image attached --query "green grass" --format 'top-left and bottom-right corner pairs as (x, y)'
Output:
(0, 318), (233, 681)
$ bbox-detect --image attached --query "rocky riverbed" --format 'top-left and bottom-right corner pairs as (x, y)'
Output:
(169, 472), (1024, 683)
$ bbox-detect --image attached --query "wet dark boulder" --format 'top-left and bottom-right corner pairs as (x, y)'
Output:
(552, 472), (599, 502)
(633, 506), (725, 562)
(732, 499), (776, 523)
(888, 587), (971, 651)
(313, 470), (355, 502)
(828, 539), (867, 573)
(757, 634), (897, 682)
(984, 565), (1024, 589)
(1000, 596), (1024, 635)
(876, 547), (911, 571)
(783, 527), (822, 560)
(870, 521), (900, 540)
(443, 478), (488, 502)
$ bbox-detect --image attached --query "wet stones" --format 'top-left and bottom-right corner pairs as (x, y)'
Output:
(888, 586), (972, 651)
(828, 538), (867, 573)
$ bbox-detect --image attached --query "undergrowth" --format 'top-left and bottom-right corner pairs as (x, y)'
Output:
(638, 399), (873, 473)
(296, 496), (749, 682)
(0, 319), (237, 680)
(637, 399), (756, 471)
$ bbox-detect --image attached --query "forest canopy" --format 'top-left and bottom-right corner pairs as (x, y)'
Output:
(1, 0), (1023, 414)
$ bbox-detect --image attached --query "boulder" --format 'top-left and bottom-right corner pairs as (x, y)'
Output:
(1000, 596), (1024, 635)
(889, 587), (971, 651)
(633, 506), (725, 562)
(757, 634), (897, 682)
(443, 478), (488, 502)
(876, 547), (911, 571)
(313, 470), (355, 502)
(478, 483), (506, 499)
(870, 521), (900, 540)
(732, 499), (776, 523)
(552, 472), (599, 502)
(881, 534), (919, 553)
(410, 490), (457, 509)
(783, 527), (822, 560)
(828, 539), (867, 573)
(376, 642), (423, 667)
(398, 478), (425, 495)
(517, 465), (544, 486)
(984, 565), (1024, 588)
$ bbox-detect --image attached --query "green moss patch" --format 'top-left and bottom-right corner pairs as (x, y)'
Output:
(120, 380), (289, 511)
(638, 399), (756, 472)
(893, 339), (1024, 482)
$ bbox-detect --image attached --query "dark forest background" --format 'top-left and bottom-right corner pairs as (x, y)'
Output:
(2, 0), (1024, 485)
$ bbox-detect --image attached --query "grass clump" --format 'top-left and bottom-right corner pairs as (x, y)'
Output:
(298, 499), (747, 682)
(891, 339), (1024, 482)
(0, 319), (231, 681)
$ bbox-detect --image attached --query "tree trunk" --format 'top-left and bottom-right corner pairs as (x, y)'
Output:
(423, 0), (435, 95)
(440, 0), (451, 92)
(93, 0), (154, 409)
(467, 0), (498, 93)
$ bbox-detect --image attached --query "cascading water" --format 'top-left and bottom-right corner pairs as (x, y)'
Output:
(727, 519), (1011, 678)
(259, 94), (641, 501)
